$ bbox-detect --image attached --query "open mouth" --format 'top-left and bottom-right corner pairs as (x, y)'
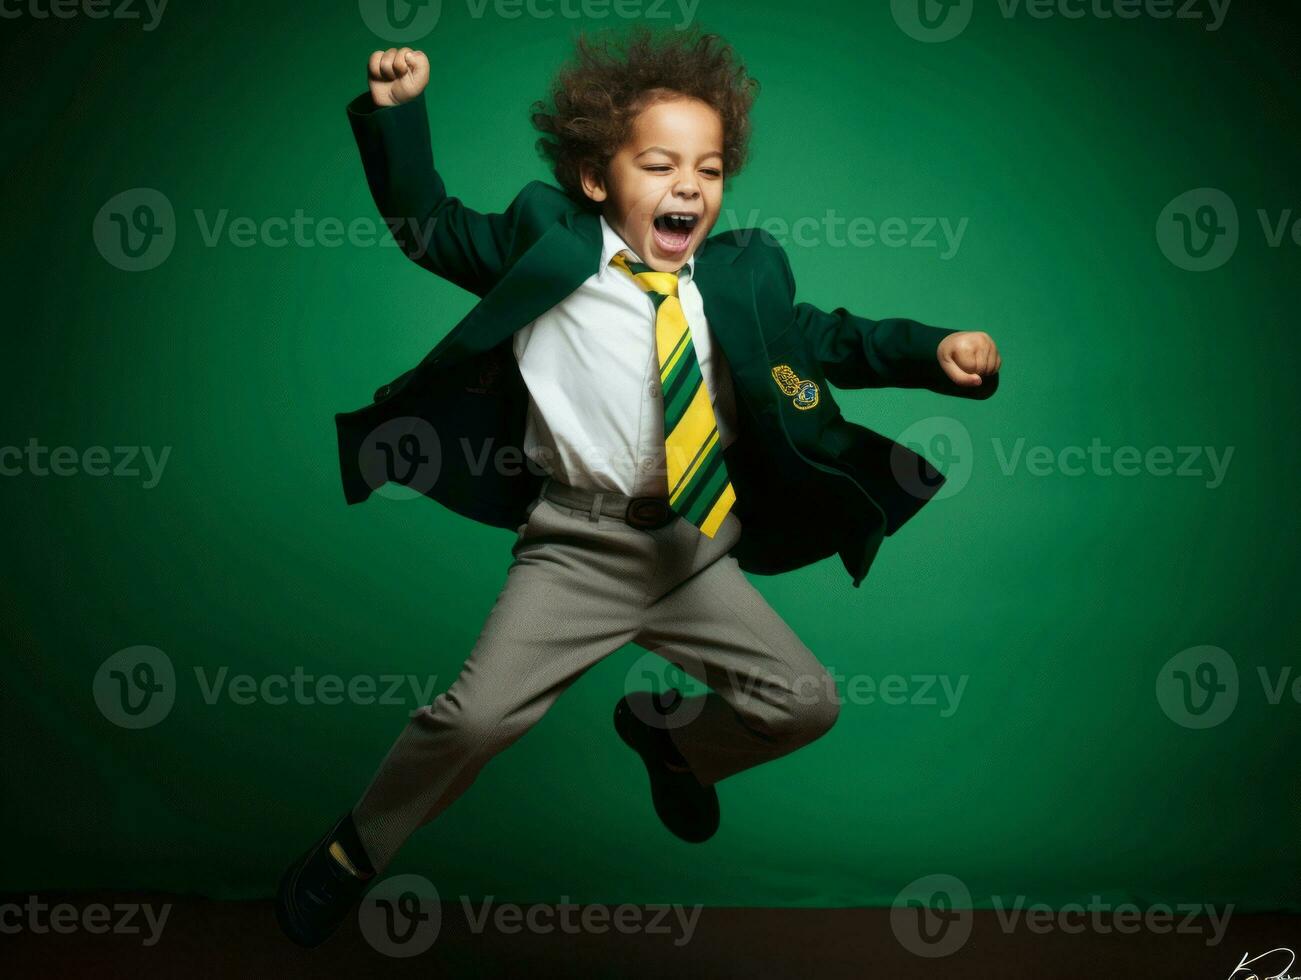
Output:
(652, 212), (700, 254)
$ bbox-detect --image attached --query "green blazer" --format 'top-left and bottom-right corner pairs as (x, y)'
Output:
(336, 91), (998, 588)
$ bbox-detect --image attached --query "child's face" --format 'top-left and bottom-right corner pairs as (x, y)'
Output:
(581, 94), (724, 272)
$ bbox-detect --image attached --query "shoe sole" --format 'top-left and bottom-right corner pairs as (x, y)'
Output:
(614, 696), (719, 844)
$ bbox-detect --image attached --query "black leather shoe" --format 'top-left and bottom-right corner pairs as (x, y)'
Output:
(275, 811), (374, 948)
(614, 692), (720, 844)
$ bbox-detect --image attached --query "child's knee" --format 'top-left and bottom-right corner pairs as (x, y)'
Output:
(774, 669), (841, 747)
(416, 693), (522, 758)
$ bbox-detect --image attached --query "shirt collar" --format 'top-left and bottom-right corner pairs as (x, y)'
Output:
(597, 213), (696, 284)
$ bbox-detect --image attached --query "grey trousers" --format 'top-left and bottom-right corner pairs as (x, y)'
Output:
(351, 477), (841, 873)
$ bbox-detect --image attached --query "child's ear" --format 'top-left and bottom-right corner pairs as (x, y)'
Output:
(578, 161), (608, 204)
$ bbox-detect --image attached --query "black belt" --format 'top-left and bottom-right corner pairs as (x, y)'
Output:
(538, 477), (677, 530)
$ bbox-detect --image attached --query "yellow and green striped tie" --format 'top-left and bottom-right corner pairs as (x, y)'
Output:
(611, 249), (736, 538)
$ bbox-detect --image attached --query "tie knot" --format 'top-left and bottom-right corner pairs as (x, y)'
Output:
(610, 250), (680, 298)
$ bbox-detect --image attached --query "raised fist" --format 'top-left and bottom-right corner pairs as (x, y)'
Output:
(937, 330), (1002, 387)
(368, 47), (430, 108)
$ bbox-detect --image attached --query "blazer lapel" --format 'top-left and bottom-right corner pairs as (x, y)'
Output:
(693, 247), (764, 376)
(429, 213), (600, 366)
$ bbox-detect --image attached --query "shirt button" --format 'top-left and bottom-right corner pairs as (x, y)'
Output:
(648, 382), (659, 397)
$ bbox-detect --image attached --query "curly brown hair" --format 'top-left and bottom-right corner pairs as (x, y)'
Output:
(530, 26), (759, 210)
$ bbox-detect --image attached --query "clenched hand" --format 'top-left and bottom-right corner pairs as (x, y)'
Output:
(368, 47), (430, 108)
(937, 331), (1001, 387)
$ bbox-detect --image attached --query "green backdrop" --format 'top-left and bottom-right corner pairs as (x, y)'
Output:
(2, 0), (1297, 912)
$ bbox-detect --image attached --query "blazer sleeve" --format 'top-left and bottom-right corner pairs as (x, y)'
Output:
(774, 239), (999, 400)
(346, 90), (540, 298)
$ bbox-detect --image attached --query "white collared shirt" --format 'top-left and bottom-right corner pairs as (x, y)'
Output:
(511, 214), (738, 498)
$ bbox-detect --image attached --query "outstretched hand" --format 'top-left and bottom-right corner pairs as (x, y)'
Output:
(368, 47), (430, 108)
(937, 331), (1001, 387)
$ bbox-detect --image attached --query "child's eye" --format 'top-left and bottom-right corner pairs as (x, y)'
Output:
(701, 169), (722, 178)
(645, 166), (672, 173)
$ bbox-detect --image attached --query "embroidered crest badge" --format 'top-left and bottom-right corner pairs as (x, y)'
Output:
(770, 364), (820, 410)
